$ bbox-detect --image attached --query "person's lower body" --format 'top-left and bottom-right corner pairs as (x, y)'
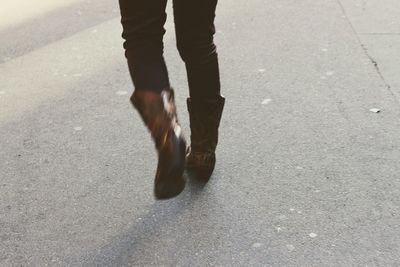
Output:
(118, 0), (225, 199)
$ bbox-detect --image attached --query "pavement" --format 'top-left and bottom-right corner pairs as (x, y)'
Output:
(1, 0), (400, 266)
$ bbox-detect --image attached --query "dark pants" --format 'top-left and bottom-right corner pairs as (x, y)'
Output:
(118, 0), (220, 99)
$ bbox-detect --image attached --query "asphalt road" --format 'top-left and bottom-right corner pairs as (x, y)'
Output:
(1, 0), (400, 266)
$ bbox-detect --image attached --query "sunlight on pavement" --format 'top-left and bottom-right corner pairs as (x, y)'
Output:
(0, 0), (80, 31)
(0, 18), (122, 124)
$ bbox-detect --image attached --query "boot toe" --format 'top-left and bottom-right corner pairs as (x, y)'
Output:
(154, 175), (186, 199)
(186, 150), (216, 183)
(154, 134), (186, 199)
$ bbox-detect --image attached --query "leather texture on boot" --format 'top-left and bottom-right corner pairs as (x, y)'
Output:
(131, 89), (186, 199)
(186, 96), (225, 182)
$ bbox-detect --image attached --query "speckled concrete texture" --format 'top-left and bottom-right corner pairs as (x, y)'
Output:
(1, 0), (400, 266)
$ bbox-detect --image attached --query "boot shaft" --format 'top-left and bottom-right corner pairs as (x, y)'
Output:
(187, 96), (225, 152)
(131, 89), (181, 149)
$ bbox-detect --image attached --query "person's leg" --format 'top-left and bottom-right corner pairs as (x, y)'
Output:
(119, 0), (169, 92)
(173, 0), (225, 182)
(173, 0), (220, 99)
(119, 0), (186, 199)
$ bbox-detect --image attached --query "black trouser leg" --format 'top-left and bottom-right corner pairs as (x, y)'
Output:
(119, 0), (169, 92)
(173, 0), (221, 100)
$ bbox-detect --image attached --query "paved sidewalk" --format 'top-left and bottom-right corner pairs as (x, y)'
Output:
(340, 0), (400, 99)
(1, 0), (400, 266)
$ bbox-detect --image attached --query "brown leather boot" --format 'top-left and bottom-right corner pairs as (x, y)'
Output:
(186, 96), (225, 182)
(131, 88), (186, 199)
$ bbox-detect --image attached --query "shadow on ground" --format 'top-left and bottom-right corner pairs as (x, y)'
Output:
(69, 178), (207, 266)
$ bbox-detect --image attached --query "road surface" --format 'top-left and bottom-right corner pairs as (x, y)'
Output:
(1, 0), (400, 266)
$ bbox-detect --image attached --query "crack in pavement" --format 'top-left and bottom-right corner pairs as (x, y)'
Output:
(335, 0), (400, 104)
